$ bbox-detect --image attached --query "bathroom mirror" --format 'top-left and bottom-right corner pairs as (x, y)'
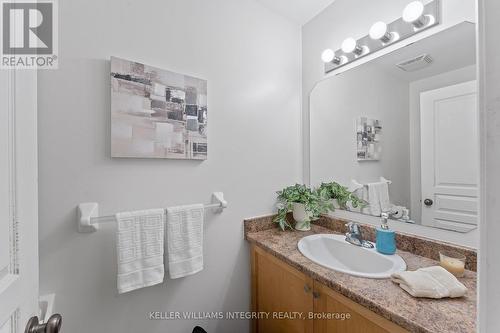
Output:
(310, 22), (478, 233)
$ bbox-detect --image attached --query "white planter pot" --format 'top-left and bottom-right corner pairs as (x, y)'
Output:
(292, 203), (312, 231)
(331, 199), (340, 209)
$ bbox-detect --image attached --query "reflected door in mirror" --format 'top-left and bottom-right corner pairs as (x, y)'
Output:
(420, 81), (478, 232)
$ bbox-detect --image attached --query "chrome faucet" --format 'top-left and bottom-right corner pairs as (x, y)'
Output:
(345, 222), (374, 248)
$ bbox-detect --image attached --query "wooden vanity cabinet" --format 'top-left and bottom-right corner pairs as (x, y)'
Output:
(251, 245), (314, 333)
(313, 282), (408, 333)
(251, 245), (409, 333)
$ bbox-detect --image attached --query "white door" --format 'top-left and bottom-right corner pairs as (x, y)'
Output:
(420, 80), (479, 232)
(0, 69), (39, 332)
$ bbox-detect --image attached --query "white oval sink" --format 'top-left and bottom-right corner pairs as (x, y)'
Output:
(298, 234), (406, 279)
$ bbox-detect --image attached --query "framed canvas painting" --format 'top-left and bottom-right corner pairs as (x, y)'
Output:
(111, 57), (207, 159)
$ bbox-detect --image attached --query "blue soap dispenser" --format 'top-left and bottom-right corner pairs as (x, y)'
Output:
(376, 213), (396, 255)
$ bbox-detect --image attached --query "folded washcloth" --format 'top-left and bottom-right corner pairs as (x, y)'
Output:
(391, 266), (467, 298)
(166, 204), (204, 279)
(116, 209), (165, 294)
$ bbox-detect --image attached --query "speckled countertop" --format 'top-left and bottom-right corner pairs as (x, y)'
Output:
(246, 223), (476, 333)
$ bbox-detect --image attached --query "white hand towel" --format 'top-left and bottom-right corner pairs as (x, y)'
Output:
(391, 266), (467, 299)
(378, 181), (392, 213)
(166, 204), (204, 279)
(367, 183), (382, 216)
(366, 181), (392, 216)
(116, 209), (165, 294)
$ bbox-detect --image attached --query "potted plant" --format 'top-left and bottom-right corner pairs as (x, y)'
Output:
(273, 184), (328, 231)
(317, 181), (366, 210)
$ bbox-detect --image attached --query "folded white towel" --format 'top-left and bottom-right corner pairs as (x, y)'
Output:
(166, 204), (204, 279)
(367, 182), (382, 216)
(116, 209), (165, 294)
(366, 180), (392, 217)
(391, 266), (467, 298)
(378, 181), (391, 213)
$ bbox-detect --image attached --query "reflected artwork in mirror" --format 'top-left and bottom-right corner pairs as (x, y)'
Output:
(356, 117), (382, 161)
(309, 22), (477, 233)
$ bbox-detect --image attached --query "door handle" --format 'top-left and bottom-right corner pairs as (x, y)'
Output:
(424, 199), (433, 206)
(25, 314), (62, 333)
(304, 284), (312, 293)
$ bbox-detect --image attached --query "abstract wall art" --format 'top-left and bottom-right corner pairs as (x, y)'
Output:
(356, 117), (382, 161)
(111, 57), (207, 159)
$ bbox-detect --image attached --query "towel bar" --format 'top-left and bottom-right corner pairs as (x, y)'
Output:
(77, 192), (228, 233)
(351, 177), (392, 189)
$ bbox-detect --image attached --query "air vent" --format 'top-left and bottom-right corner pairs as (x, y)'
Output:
(396, 54), (433, 72)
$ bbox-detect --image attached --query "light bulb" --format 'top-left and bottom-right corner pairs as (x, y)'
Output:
(403, 1), (428, 28)
(321, 49), (335, 63)
(341, 38), (363, 55)
(321, 49), (343, 65)
(341, 38), (356, 53)
(369, 21), (393, 43)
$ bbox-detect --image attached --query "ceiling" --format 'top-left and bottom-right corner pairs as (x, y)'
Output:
(371, 22), (476, 82)
(255, 0), (336, 25)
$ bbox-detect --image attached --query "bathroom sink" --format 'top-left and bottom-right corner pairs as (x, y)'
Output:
(297, 234), (406, 279)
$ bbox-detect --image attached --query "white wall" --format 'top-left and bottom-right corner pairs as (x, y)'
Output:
(409, 65), (476, 223)
(479, 0), (500, 331)
(37, 1), (301, 332)
(309, 65), (411, 208)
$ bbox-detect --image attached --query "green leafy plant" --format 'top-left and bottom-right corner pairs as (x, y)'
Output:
(273, 184), (329, 231)
(317, 181), (366, 210)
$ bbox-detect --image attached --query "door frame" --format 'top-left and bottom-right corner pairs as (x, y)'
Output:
(477, 0), (500, 332)
(0, 68), (39, 332)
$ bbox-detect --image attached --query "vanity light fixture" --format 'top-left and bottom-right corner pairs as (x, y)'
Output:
(403, 1), (430, 28)
(341, 37), (364, 56)
(322, 0), (440, 74)
(369, 21), (393, 43)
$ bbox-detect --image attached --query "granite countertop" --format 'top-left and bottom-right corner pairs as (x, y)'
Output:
(246, 224), (476, 333)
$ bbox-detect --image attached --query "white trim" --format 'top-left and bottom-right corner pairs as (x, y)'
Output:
(477, 0), (487, 331)
(0, 13), (39, 331)
(7, 70), (19, 275)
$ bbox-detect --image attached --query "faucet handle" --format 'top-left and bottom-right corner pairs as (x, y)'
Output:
(345, 221), (355, 230)
(346, 222), (360, 233)
(344, 222), (374, 248)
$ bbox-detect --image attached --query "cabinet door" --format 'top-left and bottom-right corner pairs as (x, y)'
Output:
(313, 281), (408, 333)
(251, 245), (314, 333)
